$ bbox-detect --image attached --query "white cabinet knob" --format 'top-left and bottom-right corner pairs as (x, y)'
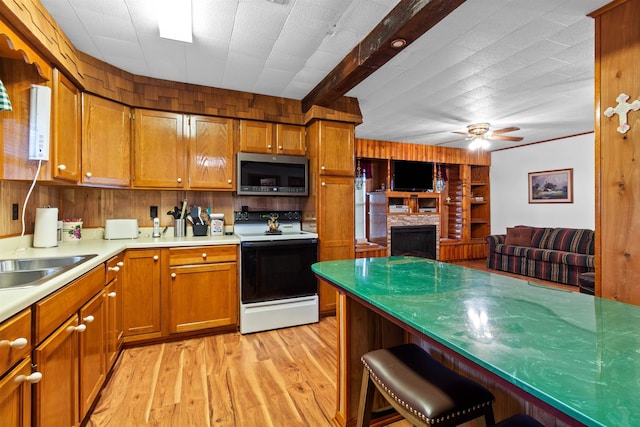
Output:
(108, 292), (117, 298)
(321, 166), (326, 170)
(74, 324), (87, 332)
(171, 272), (176, 278)
(177, 177), (182, 183)
(201, 253), (207, 259)
(85, 172), (92, 178)
(227, 179), (232, 184)
(278, 145), (283, 150)
(16, 371), (42, 384)
(108, 266), (120, 272)
(57, 164), (66, 171)
(7, 337), (28, 349)
(321, 182), (326, 186)
(117, 261), (124, 267)
(83, 315), (94, 323)
(267, 144), (272, 149)
(153, 255), (159, 261)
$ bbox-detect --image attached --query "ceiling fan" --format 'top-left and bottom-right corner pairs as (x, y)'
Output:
(453, 123), (523, 150)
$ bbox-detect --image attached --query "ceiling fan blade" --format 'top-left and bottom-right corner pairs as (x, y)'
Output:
(491, 126), (520, 135)
(489, 135), (523, 141)
(452, 131), (468, 135)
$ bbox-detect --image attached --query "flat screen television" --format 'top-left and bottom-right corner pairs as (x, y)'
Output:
(392, 160), (434, 192)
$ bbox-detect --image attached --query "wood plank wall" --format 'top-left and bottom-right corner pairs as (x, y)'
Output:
(356, 138), (490, 165)
(592, 0), (640, 305)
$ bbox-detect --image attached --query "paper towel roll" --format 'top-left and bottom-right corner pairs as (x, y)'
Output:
(33, 207), (59, 248)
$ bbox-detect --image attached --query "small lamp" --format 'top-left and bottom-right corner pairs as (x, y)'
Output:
(0, 79), (12, 111)
(435, 164), (446, 193)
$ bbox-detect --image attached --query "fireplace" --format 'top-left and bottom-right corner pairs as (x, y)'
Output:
(391, 225), (437, 259)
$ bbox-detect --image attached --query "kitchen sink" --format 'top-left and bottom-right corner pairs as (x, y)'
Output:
(0, 254), (97, 290)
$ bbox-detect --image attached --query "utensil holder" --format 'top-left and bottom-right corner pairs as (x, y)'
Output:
(174, 219), (186, 237)
(192, 223), (208, 236)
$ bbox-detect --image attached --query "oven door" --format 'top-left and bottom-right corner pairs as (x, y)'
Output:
(240, 239), (318, 304)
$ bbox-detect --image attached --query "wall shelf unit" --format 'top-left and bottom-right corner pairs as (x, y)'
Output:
(356, 139), (491, 261)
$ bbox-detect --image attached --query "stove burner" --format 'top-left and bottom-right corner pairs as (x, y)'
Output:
(264, 230), (282, 235)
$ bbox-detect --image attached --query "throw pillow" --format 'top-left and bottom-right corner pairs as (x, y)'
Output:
(505, 227), (533, 246)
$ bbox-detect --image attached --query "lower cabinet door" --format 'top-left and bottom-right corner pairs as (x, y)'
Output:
(122, 249), (161, 340)
(0, 358), (32, 427)
(79, 291), (106, 419)
(33, 315), (80, 427)
(168, 262), (238, 333)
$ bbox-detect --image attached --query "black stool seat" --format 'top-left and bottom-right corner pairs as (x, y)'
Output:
(578, 272), (595, 295)
(495, 414), (545, 427)
(358, 343), (495, 427)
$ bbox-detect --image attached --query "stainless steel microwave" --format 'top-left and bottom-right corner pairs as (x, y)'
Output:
(236, 152), (309, 196)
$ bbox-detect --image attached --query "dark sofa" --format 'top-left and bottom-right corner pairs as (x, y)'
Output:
(486, 226), (595, 286)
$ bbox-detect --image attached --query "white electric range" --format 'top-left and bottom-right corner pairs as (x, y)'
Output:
(234, 211), (319, 334)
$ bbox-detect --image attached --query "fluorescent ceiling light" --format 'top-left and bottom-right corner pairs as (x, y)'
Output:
(157, 0), (193, 43)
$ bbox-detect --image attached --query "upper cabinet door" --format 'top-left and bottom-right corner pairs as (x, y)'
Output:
(188, 115), (235, 190)
(239, 120), (273, 153)
(276, 124), (305, 155)
(51, 69), (81, 183)
(318, 121), (354, 176)
(82, 94), (131, 187)
(132, 109), (185, 189)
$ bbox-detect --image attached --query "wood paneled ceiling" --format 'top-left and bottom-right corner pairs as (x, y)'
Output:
(40, 0), (610, 150)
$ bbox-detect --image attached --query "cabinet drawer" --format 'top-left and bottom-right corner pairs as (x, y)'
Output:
(34, 265), (105, 343)
(0, 309), (31, 375)
(168, 245), (237, 266)
(106, 254), (124, 283)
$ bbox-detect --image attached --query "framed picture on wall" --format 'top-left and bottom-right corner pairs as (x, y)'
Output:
(528, 168), (573, 203)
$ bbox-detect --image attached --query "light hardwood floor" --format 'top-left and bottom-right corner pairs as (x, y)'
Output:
(88, 317), (340, 427)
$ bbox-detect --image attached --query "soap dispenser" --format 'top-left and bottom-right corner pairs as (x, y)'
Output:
(152, 217), (161, 238)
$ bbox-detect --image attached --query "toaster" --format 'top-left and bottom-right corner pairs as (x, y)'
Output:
(104, 219), (139, 240)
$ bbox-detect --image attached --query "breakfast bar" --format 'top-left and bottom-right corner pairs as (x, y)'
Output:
(312, 256), (640, 427)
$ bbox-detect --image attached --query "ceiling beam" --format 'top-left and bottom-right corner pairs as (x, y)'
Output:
(301, 0), (467, 113)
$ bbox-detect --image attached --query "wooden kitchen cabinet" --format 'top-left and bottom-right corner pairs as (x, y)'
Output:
(276, 123), (306, 155)
(122, 249), (161, 341)
(33, 315), (80, 427)
(0, 309), (33, 427)
(105, 254), (124, 370)
(239, 120), (306, 155)
(82, 94), (131, 186)
(165, 245), (238, 334)
(51, 68), (81, 182)
(306, 120), (355, 315)
(316, 120), (354, 176)
(0, 357), (33, 427)
(317, 175), (354, 315)
(188, 115), (236, 189)
(132, 108), (186, 189)
(0, 308), (31, 375)
(32, 265), (105, 427)
(78, 291), (106, 419)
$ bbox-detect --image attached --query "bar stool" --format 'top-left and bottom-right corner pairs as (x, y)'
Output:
(357, 343), (496, 427)
(495, 414), (545, 426)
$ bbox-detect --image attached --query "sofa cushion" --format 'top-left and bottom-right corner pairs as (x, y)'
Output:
(527, 227), (554, 249)
(493, 244), (595, 268)
(505, 227), (532, 246)
(543, 228), (594, 254)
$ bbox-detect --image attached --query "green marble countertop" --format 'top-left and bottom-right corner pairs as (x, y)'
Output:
(312, 256), (640, 427)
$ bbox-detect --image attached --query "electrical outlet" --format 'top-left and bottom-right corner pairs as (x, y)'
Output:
(12, 203), (19, 220)
(150, 205), (158, 218)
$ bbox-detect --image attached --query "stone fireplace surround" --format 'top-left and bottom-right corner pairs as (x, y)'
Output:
(385, 214), (439, 259)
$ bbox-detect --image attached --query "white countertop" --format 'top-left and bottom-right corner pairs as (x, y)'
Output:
(0, 229), (240, 323)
